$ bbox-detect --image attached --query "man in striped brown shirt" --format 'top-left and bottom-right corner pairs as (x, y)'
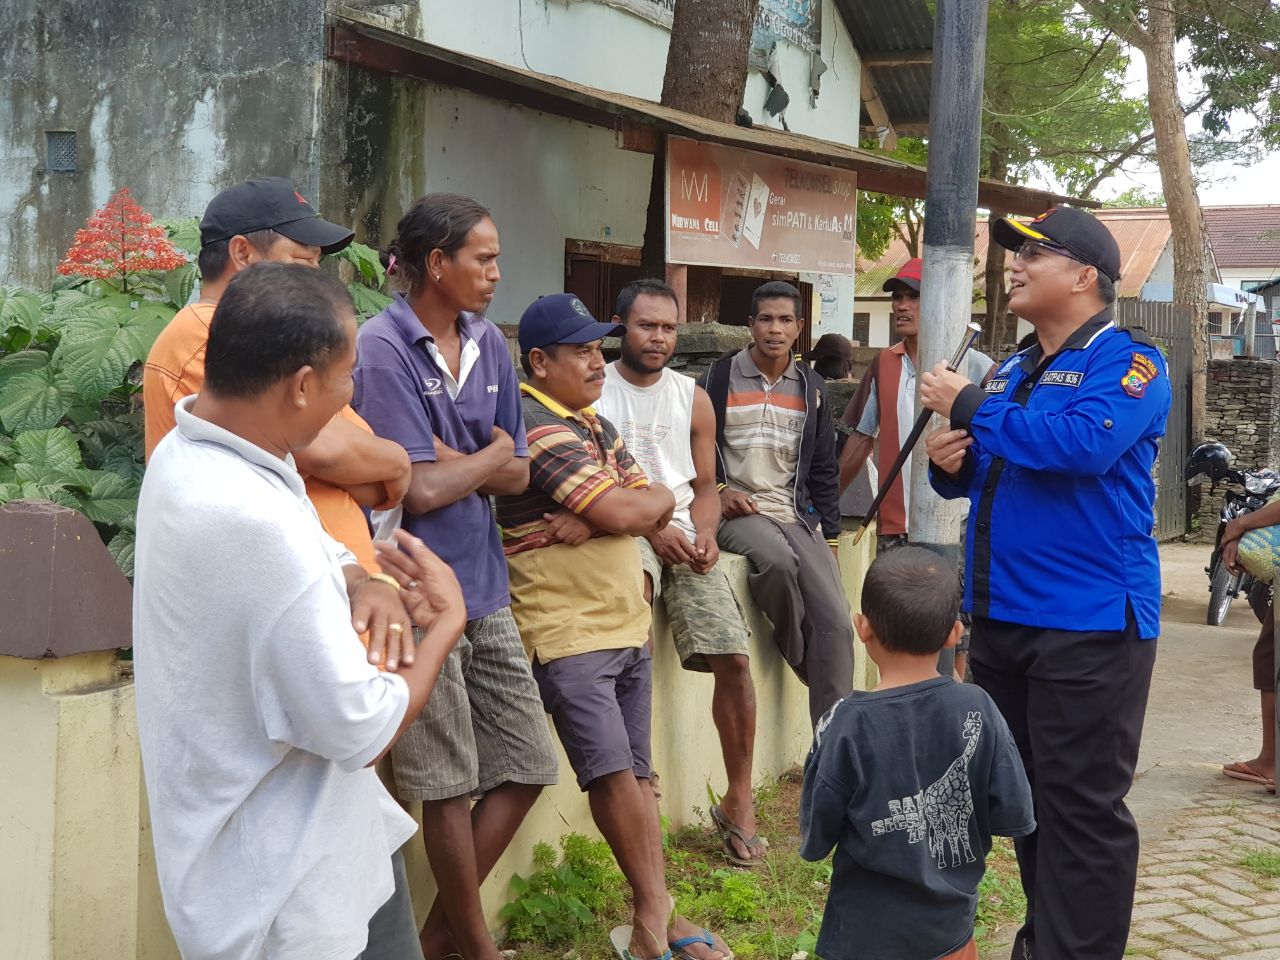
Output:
(496, 293), (731, 960)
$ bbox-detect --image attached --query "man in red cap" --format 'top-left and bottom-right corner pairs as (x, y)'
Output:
(837, 259), (993, 676)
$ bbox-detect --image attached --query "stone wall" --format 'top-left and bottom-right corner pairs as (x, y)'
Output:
(1196, 359), (1280, 539)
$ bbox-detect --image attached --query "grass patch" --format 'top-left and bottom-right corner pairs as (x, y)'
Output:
(974, 838), (1026, 953)
(500, 769), (1027, 959)
(1238, 847), (1280, 878)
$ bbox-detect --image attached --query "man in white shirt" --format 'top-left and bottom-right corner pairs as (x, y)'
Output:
(134, 263), (466, 960)
(596, 279), (765, 868)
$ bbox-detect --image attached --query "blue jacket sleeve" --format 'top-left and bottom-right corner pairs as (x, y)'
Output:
(950, 336), (1170, 477)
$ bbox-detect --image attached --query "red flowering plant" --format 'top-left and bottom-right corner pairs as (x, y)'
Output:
(0, 189), (198, 575)
(1, 190), (390, 576)
(56, 188), (188, 294)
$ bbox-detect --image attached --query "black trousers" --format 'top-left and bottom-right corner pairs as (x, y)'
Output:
(970, 615), (1156, 960)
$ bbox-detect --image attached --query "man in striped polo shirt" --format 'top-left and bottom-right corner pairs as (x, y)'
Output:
(497, 293), (731, 960)
(701, 281), (853, 727)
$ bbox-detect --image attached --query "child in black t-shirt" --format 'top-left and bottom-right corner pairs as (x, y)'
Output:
(800, 546), (1034, 960)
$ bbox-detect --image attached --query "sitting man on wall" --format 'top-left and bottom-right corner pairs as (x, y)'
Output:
(700, 280), (854, 727)
(135, 263), (467, 960)
(496, 293), (730, 960)
(596, 278), (764, 868)
(143, 177), (415, 667)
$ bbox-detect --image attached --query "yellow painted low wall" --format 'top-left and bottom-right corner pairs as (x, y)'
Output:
(1, 532), (874, 959)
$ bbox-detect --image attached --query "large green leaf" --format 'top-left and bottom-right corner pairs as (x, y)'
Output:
(349, 283), (393, 322)
(326, 242), (386, 288)
(13, 426), (83, 472)
(66, 468), (139, 527)
(108, 529), (135, 577)
(0, 351), (50, 392)
(164, 263), (198, 309)
(158, 217), (202, 256)
(0, 478), (82, 511)
(55, 303), (169, 401)
(0, 285), (46, 338)
(0, 367), (79, 432)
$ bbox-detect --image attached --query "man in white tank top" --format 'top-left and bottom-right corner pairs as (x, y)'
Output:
(597, 279), (765, 867)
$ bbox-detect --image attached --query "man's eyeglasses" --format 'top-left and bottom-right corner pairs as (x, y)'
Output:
(1013, 240), (1086, 267)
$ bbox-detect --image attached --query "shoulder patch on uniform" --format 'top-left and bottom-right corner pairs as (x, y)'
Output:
(1121, 351), (1160, 398)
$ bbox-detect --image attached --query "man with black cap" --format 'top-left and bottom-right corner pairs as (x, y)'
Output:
(144, 178), (414, 665)
(919, 206), (1171, 960)
(495, 294), (730, 960)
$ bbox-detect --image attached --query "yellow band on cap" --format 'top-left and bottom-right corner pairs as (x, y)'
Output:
(1002, 218), (1049, 241)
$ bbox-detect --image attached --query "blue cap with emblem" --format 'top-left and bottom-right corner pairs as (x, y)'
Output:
(517, 293), (624, 353)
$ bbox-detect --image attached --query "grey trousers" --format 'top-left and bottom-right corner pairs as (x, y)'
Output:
(355, 849), (424, 960)
(718, 514), (854, 725)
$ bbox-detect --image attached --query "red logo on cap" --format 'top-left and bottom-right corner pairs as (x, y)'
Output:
(294, 191), (308, 205)
(1031, 208), (1057, 223)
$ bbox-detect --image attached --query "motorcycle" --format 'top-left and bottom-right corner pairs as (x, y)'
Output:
(1185, 441), (1280, 626)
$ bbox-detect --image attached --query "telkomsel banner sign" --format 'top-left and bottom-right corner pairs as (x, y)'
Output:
(665, 136), (856, 276)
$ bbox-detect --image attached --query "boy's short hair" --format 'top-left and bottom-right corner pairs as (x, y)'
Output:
(861, 546), (962, 655)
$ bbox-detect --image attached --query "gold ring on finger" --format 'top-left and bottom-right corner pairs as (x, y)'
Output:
(388, 623), (404, 634)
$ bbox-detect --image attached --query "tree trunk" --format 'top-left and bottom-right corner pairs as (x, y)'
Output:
(983, 141), (1014, 348)
(640, 0), (762, 319)
(1145, 0), (1210, 439)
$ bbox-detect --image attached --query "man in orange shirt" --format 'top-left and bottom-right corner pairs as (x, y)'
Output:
(144, 178), (415, 667)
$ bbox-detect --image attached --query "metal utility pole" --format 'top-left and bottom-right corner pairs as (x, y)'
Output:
(910, 0), (990, 572)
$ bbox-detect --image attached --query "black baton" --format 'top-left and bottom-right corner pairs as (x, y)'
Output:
(851, 322), (983, 546)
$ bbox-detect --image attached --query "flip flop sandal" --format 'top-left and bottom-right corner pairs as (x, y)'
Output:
(710, 804), (768, 867)
(670, 929), (735, 960)
(611, 924), (673, 960)
(1224, 761), (1273, 785)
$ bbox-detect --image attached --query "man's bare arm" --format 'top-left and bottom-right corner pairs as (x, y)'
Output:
(838, 432), (875, 494)
(402, 427), (516, 515)
(296, 414), (412, 491)
(583, 483), (676, 536)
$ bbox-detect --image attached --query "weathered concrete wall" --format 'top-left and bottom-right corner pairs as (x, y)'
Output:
(323, 73), (655, 322)
(0, 653), (139, 960)
(1196, 358), (1280, 539)
(0, 0), (327, 287)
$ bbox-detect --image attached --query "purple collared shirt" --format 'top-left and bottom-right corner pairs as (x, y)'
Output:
(354, 294), (528, 620)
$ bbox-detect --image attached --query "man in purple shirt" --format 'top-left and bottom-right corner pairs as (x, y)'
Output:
(354, 194), (559, 960)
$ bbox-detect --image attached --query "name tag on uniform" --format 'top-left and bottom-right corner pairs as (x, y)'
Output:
(1040, 370), (1083, 387)
(984, 379), (1009, 394)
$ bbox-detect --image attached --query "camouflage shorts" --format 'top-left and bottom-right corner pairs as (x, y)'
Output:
(636, 537), (752, 672)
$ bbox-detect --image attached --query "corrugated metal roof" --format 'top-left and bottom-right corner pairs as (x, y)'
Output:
(1203, 206), (1280, 269)
(836, 0), (934, 133)
(856, 212), (1172, 300)
(1090, 209), (1173, 297)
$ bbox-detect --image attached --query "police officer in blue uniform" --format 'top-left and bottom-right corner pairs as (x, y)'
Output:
(919, 206), (1171, 960)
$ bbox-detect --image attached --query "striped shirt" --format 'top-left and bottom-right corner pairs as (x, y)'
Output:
(496, 383), (652, 661)
(497, 384), (650, 556)
(721, 349), (807, 524)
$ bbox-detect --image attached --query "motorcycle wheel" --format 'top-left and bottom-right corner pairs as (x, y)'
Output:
(1208, 557), (1242, 626)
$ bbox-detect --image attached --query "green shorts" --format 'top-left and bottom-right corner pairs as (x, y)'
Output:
(636, 537), (752, 672)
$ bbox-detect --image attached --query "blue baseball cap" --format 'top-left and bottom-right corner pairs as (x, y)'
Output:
(518, 293), (624, 354)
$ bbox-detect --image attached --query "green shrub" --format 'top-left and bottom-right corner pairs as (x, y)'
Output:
(0, 205), (392, 576)
(500, 834), (626, 946)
